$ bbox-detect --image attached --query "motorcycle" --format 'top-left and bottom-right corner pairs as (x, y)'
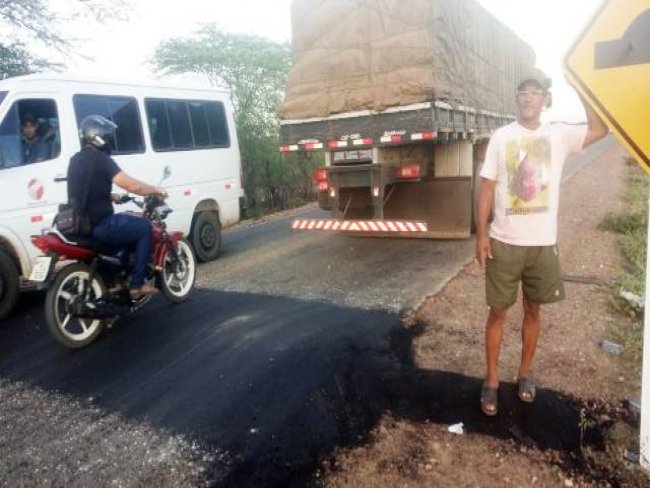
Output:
(30, 189), (196, 348)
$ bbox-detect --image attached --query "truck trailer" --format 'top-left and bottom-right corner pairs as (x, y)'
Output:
(279, 0), (544, 238)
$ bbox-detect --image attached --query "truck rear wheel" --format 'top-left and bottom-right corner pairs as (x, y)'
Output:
(0, 250), (19, 321)
(190, 211), (221, 262)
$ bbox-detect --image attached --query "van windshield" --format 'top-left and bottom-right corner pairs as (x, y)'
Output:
(0, 91), (6, 106)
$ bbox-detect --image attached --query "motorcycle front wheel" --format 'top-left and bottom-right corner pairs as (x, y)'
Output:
(158, 238), (196, 303)
(45, 263), (107, 348)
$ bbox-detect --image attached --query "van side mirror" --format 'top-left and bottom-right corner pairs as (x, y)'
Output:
(157, 166), (171, 187)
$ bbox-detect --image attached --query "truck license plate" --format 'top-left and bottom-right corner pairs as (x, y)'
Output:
(29, 257), (52, 283)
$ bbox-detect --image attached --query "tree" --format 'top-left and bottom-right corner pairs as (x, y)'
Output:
(0, 42), (52, 80)
(0, 0), (129, 78)
(153, 26), (290, 131)
(153, 26), (318, 212)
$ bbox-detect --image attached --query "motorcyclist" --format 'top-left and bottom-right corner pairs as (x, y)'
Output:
(67, 115), (166, 298)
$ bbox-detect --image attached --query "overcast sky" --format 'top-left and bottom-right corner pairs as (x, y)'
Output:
(52, 0), (603, 121)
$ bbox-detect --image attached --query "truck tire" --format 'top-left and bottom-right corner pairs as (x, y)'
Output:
(190, 211), (221, 262)
(0, 250), (19, 321)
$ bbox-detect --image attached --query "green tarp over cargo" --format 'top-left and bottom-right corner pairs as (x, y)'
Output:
(279, 0), (543, 120)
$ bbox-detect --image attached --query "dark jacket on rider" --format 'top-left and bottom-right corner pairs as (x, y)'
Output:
(67, 146), (121, 226)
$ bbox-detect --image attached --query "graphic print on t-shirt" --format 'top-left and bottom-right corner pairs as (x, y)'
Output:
(505, 135), (551, 215)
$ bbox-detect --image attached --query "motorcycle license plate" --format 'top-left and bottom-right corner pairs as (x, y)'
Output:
(29, 257), (53, 282)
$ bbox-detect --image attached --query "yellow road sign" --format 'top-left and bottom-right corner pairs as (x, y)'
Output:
(565, 0), (650, 172)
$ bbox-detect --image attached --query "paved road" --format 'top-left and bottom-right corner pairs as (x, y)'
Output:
(204, 218), (474, 313)
(1, 289), (404, 486)
(202, 134), (616, 313)
(0, 135), (616, 487)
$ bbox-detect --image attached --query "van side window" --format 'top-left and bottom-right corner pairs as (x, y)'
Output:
(188, 102), (210, 147)
(167, 101), (193, 148)
(73, 95), (145, 155)
(145, 100), (172, 150)
(0, 98), (60, 169)
(145, 98), (230, 152)
(205, 102), (229, 146)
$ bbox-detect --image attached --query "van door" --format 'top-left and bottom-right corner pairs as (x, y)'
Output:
(0, 95), (67, 272)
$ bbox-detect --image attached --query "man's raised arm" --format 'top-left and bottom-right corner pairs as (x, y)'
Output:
(580, 94), (608, 148)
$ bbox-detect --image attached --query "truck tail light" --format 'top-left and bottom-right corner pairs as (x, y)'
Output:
(313, 168), (328, 183)
(397, 165), (421, 179)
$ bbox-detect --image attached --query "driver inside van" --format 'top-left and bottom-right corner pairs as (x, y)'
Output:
(67, 115), (166, 298)
(21, 113), (52, 164)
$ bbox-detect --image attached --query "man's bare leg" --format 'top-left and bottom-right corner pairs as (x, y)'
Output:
(482, 308), (508, 414)
(485, 308), (508, 387)
(518, 296), (541, 379)
(518, 296), (540, 402)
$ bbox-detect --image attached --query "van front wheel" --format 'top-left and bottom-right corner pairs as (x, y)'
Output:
(190, 211), (221, 262)
(0, 250), (19, 321)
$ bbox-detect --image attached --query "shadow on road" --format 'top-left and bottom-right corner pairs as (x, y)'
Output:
(0, 290), (589, 487)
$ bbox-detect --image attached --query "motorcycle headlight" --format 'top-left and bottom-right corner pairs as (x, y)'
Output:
(155, 204), (172, 219)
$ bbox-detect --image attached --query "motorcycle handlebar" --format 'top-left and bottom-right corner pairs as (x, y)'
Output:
(119, 193), (167, 208)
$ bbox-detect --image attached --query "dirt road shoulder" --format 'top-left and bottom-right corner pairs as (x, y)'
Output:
(322, 143), (647, 487)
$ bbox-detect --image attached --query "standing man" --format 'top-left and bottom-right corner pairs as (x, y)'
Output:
(476, 76), (608, 416)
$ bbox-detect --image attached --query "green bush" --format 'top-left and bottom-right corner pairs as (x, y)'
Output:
(603, 160), (649, 336)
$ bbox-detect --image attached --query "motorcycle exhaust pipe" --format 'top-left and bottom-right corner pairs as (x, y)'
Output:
(72, 302), (126, 319)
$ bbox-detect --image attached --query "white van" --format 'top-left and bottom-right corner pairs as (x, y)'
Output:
(0, 74), (245, 319)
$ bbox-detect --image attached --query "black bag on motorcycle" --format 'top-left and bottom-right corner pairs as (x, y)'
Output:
(54, 201), (92, 236)
(54, 155), (95, 237)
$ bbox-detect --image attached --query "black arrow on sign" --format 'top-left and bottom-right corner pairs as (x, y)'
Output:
(595, 9), (650, 69)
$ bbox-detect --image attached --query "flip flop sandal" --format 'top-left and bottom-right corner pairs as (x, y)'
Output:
(481, 383), (498, 416)
(518, 377), (536, 403)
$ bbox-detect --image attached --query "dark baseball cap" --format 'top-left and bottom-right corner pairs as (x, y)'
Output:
(517, 76), (551, 92)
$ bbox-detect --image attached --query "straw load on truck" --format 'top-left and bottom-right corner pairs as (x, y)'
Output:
(279, 0), (544, 238)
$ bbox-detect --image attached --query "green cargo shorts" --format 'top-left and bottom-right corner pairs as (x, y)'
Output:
(486, 238), (565, 310)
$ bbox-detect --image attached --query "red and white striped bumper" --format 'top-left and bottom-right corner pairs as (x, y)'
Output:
(291, 219), (428, 233)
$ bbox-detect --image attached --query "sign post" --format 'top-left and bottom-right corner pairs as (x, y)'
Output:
(565, 0), (650, 470)
(639, 198), (650, 472)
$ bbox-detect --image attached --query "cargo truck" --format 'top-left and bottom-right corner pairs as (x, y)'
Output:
(279, 0), (545, 238)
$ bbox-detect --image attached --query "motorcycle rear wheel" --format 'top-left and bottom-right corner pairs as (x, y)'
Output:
(45, 263), (107, 348)
(158, 238), (196, 303)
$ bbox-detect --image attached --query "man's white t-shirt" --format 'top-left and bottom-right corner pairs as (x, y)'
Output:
(480, 121), (587, 246)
